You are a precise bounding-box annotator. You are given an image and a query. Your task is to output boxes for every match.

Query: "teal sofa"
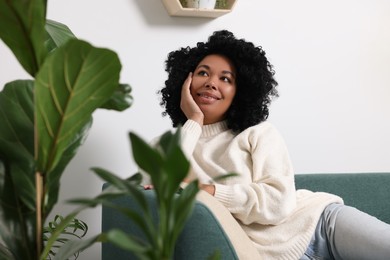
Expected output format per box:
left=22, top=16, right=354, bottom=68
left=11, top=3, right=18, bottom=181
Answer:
left=102, top=172, right=390, bottom=259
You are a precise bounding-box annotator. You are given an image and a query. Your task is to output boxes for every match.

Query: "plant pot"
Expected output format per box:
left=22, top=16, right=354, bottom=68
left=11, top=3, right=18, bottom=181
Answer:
left=186, top=0, right=217, bottom=9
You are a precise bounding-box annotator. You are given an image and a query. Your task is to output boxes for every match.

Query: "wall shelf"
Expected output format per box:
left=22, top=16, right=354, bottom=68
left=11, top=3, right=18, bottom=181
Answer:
left=162, top=0, right=237, bottom=18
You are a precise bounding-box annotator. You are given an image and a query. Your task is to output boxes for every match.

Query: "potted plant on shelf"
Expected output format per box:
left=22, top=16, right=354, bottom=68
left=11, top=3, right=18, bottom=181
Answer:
left=186, top=0, right=217, bottom=9
left=179, top=0, right=228, bottom=9
left=216, top=0, right=228, bottom=9
left=0, top=0, right=132, bottom=258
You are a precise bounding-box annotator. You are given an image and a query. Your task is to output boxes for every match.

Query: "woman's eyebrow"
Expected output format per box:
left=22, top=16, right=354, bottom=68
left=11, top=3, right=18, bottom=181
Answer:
left=196, top=64, right=210, bottom=70
left=196, top=64, right=235, bottom=78
left=222, top=70, right=235, bottom=79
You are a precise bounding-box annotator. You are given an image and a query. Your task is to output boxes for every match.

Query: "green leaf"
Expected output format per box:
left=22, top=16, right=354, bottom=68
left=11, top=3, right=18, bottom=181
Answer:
left=35, top=38, right=121, bottom=175
left=0, top=81, right=35, bottom=210
left=163, top=145, right=189, bottom=198
left=113, top=206, right=156, bottom=247
left=93, top=168, right=137, bottom=189
left=170, top=181, right=198, bottom=252
left=106, top=229, right=149, bottom=256
left=158, top=127, right=180, bottom=156
left=45, top=118, right=93, bottom=215
left=8, top=163, right=35, bottom=210
left=91, top=168, right=148, bottom=212
left=41, top=209, right=86, bottom=260
left=100, top=83, right=133, bottom=111
left=0, top=160, right=36, bottom=260
left=0, top=80, right=34, bottom=164
left=0, top=0, right=47, bottom=76
left=53, top=235, right=101, bottom=260
left=45, top=19, right=77, bottom=53
left=43, top=215, right=88, bottom=259
left=129, top=132, right=163, bottom=180
left=153, top=127, right=189, bottom=200
left=0, top=243, right=13, bottom=260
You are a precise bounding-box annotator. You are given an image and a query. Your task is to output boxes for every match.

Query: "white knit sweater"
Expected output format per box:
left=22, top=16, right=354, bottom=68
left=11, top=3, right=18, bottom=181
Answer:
left=179, top=119, right=343, bottom=259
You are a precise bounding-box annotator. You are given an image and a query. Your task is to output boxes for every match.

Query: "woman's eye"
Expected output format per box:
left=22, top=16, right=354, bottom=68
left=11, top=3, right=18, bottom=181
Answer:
left=197, top=70, right=208, bottom=76
left=221, top=76, right=231, bottom=83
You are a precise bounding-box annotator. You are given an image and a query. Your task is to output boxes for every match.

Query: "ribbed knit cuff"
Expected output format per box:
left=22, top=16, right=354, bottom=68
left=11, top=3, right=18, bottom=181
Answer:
left=214, top=183, right=235, bottom=209
left=180, top=120, right=202, bottom=158
left=182, top=119, right=202, bottom=134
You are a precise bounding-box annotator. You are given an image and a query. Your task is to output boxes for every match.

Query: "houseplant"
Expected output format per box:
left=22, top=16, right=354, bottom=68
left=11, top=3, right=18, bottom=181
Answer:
left=0, top=0, right=132, bottom=258
left=186, top=0, right=217, bottom=9
left=180, top=0, right=227, bottom=9
left=60, top=128, right=201, bottom=260
left=215, top=0, right=228, bottom=9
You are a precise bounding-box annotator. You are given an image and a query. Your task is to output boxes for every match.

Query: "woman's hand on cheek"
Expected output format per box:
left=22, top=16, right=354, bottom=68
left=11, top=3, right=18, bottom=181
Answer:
left=180, top=72, right=204, bottom=126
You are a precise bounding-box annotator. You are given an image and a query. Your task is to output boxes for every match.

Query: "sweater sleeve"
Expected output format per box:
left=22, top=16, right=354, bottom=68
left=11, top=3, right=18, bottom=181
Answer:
left=180, top=119, right=202, bottom=158
left=214, top=123, right=297, bottom=225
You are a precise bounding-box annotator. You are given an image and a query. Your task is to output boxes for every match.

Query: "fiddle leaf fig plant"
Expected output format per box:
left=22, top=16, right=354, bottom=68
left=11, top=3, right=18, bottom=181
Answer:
left=0, top=0, right=132, bottom=259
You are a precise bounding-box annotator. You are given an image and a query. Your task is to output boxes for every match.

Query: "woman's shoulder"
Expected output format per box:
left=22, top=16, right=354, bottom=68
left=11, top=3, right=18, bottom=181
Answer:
left=241, top=120, right=286, bottom=145
left=245, top=120, right=280, bottom=135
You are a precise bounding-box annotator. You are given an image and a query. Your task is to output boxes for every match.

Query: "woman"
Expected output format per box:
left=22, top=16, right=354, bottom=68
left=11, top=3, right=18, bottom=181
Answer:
left=154, top=30, right=390, bottom=259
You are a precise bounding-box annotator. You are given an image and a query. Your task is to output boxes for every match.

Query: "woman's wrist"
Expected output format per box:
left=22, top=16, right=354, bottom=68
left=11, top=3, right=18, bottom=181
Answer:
left=201, top=184, right=215, bottom=196
left=190, top=113, right=204, bottom=126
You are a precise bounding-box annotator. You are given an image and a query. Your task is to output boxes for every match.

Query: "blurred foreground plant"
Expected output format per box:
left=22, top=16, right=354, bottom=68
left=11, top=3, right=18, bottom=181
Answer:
left=66, top=128, right=200, bottom=260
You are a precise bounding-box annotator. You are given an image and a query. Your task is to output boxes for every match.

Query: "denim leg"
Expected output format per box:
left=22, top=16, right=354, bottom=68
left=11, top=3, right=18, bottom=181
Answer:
left=301, top=204, right=338, bottom=260
left=329, top=205, right=390, bottom=260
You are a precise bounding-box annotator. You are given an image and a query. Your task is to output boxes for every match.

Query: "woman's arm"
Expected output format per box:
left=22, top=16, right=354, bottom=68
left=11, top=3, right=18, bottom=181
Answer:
left=214, top=124, right=297, bottom=225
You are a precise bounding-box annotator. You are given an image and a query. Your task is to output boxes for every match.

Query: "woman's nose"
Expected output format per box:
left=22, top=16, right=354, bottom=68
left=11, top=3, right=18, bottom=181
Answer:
left=205, top=80, right=217, bottom=90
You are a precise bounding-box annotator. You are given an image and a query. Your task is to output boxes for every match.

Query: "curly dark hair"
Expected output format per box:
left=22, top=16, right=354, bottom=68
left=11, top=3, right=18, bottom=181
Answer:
left=159, top=30, right=278, bottom=133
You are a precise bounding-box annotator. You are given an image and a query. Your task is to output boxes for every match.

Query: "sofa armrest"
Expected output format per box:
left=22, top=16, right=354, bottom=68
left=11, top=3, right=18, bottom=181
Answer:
left=195, top=191, right=260, bottom=260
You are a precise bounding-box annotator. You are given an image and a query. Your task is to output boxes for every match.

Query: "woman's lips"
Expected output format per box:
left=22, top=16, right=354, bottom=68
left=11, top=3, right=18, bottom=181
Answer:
left=196, top=93, right=221, bottom=104
left=197, top=92, right=221, bottom=100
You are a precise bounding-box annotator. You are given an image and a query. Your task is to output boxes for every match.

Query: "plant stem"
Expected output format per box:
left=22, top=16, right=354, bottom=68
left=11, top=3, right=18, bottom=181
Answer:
left=36, top=172, right=44, bottom=258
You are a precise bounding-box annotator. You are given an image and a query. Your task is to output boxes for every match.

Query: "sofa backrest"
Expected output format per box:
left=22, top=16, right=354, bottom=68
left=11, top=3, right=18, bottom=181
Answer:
left=295, top=173, right=390, bottom=224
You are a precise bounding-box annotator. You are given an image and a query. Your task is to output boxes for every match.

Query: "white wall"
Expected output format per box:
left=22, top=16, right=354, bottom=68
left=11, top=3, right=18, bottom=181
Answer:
left=1, top=0, right=389, bottom=259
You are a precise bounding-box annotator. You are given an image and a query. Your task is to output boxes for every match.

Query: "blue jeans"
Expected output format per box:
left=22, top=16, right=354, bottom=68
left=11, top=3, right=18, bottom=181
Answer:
left=301, top=203, right=390, bottom=260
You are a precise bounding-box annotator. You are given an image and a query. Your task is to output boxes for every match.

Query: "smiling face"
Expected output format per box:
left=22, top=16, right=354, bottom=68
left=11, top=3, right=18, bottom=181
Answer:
left=190, top=54, right=237, bottom=125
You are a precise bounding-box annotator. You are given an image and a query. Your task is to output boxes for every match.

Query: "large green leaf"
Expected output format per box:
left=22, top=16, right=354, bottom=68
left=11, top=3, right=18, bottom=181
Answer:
left=0, top=80, right=35, bottom=210
left=45, top=19, right=77, bottom=53
left=0, top=80, right=36, bottom=260
left=0, top=0, right=47, bottom=76
left=35, top=38, right=121, bottom=176
left=0, top=160, right=36, bottom=260
left=0, top=81, right=34, bottom=161
left=45, top=20, right=134, bottom=113
left=44, top=118, right=93, bottom=216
